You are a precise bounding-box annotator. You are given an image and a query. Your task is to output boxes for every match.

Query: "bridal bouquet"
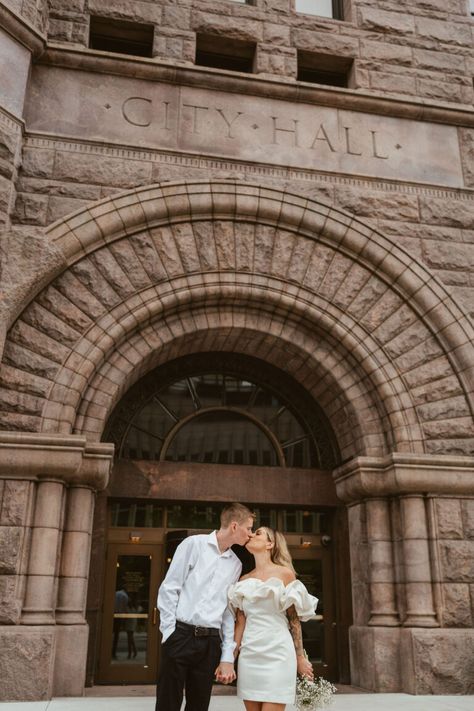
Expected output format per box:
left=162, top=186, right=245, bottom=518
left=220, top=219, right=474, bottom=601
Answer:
left=295, top=674, right=337, bottom=710
left=295, top=652, right=336, bottom=710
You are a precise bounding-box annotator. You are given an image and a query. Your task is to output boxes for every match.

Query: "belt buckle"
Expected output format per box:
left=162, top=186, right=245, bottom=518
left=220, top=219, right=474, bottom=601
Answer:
left=194, top=626, right=207, bottom=637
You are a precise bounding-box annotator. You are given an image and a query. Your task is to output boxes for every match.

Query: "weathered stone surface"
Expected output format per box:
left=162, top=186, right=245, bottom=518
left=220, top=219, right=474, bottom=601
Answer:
left=0, top=480, right=31, bottom=526
left=435, top=499, right=463, bottom=539
left=47, top=196, right=91, bottom=224
left=2, top=341, right=58, bottom=381
left=0, top=574, right=21, bottom=623
left=53, top=152, right=152, bottom=189
left=415, top=17, right=472, bottom=47
left=440, top=541, right=474, bottom=582
left=442, top=583, right=473, bottom=627
left=255, top=44, right=296, bottom=77
left=20, top=149, right=55, bottom=179
left=0, top=627, right=55, bottom=700
left=13, top=193, right=48, bottom=225
left=359, top=7, right=415, bottom=35
left=88, top=0, right=161, bottom=23
left=335, top=188, right=419, bottom=222
left=368, top=70, right=417, bottom=96
left=462, top=500, right=474, bottom=539
left=409, top=629, right=474, bottom=694
left=459, top=129, right=474, bottom=189
left=360, top=39, right=412, bottom=65
left=192, top=11, right=263, bottom=41
left=0, top=526, right=22, bottom=574
left=423, top=240, right=474, bottom=270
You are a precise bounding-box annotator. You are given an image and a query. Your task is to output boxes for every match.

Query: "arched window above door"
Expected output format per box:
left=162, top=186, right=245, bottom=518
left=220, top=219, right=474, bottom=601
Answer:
left=104, top=354, right=340, bottom=469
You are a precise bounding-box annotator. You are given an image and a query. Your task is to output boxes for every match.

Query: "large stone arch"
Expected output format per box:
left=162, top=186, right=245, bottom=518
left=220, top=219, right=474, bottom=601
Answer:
left=2, top=181, right=474, bottom=698
left=0, top=180, right=473, bottom=459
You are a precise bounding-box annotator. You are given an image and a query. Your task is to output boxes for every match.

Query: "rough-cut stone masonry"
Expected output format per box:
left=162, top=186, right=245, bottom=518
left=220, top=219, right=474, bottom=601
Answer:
left=2, top=182, right=473, bottom=460
left=2, top=0, right=474, bottom=700
left=45, top=0, right=474, bottom=105
left=10, top=140, right=474, bottom=323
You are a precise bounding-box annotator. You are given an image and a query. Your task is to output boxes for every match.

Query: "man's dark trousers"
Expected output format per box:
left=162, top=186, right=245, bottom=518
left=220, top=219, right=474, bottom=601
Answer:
left=156, top=623, right=222, bottom=711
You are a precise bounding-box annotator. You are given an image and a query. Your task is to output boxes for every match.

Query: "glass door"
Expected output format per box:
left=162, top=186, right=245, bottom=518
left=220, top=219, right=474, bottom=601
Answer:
left=289, top=544, right=337, bottom=681
left=98, top=543, right=163, bottom=683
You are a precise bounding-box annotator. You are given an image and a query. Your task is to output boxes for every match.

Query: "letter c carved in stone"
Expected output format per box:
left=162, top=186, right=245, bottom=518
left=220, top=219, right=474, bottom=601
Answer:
left=122, top=97, right=152, bottom=127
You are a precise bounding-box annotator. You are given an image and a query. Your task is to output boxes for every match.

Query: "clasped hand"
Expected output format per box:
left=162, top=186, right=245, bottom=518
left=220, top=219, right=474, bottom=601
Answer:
left=215, top=661, right=236, bottom=684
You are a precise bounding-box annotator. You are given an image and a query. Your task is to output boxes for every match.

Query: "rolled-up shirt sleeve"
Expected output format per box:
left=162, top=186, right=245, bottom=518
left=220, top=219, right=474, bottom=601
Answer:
left=157, top=537, right=193, bottom=642
left=220, top=604, right=238, bottom=663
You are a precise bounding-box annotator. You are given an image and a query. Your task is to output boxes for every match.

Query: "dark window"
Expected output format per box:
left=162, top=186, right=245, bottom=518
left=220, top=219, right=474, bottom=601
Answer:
left=89, top=16, right=154, bottom=58
left=104, top=353, right=341, bottom=470
left=195, top=34, right=255, bottom=73
left=297, top=50, right=352, bottom=87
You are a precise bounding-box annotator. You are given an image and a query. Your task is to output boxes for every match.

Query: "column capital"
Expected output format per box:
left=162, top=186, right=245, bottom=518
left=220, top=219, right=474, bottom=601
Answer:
left=333, top=453, right=474, bottom=503
left=0, top=432, right=114, bottom=491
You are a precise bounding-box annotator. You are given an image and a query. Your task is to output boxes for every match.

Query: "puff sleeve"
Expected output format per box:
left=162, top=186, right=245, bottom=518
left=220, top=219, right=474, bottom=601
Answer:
left=281, top=580, right=318, bottom=621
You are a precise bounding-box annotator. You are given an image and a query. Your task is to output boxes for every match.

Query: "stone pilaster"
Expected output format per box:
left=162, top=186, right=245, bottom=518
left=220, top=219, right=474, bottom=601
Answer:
left=400, top=495, right=438, bottom=627
left=334, top=453, right=474, bottom=694
left=0, top=433, right=113, bottom=701
left=366, top=498, right=399, bottom=626
left=22, top=479, right=65, bottom=624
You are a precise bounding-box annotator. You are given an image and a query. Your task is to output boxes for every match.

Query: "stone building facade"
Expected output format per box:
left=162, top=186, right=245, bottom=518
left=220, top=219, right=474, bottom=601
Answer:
left=1, top=0, right=474, bottom=701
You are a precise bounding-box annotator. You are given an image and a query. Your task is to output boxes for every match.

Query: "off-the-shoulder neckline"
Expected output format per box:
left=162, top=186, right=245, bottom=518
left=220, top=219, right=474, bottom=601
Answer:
left=237, top=576, right=299, bottom=588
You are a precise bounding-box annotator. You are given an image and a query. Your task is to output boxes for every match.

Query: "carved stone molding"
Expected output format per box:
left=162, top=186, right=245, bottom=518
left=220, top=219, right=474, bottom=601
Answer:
left=334, top=453, right=474, bottom=502
left=0, top=431, right=113, bottom=489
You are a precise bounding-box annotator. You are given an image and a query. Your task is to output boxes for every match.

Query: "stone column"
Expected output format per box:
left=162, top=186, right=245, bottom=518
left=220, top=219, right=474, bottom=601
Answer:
left=366, top=498, right=399, bottom=626
left=56, top=486, right=95, bottom=625
left=53, top=485, right=96, bottom=696
left=21, top=479, right=65, bottom=624
left=400, top=495, right=438, bottom=627
left=0, top=433, right=113, bottom=702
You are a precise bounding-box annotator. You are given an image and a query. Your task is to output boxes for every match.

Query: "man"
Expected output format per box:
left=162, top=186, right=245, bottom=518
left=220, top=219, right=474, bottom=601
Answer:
left=156, top=502, right=255, bottom=711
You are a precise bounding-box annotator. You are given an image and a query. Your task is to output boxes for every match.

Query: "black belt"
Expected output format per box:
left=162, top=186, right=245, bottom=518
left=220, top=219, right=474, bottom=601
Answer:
left=176, top=620, right=220, bottom=637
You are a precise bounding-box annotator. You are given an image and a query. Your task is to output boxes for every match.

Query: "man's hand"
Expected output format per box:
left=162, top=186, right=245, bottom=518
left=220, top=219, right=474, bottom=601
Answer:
left=297, top=655, right=314, bottom=680
left=215, top=661, right=236, bottom=684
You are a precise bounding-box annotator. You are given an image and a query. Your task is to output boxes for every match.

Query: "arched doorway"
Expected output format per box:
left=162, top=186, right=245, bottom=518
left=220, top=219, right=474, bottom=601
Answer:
left=1, top=181, right=473, bottom=697
left=90, top=353, right=348, bottom=684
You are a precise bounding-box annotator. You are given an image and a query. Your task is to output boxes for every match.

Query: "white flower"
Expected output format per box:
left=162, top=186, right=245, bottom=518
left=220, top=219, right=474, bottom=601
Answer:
left=295, top=675, right=337, bottom=710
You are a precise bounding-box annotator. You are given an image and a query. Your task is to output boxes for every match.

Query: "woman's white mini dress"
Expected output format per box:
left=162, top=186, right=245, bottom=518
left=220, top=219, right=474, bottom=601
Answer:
left=228, top=577, right=318, bottom=705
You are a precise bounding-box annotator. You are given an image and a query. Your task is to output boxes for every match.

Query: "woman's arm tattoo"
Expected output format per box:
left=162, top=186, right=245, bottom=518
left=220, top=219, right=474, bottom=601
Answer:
left=286, top=604, right=304, bottom=656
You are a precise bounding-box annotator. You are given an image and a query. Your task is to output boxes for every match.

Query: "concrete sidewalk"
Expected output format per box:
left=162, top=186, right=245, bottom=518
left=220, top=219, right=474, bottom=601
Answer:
left=1, top=696, right=474, bottom=711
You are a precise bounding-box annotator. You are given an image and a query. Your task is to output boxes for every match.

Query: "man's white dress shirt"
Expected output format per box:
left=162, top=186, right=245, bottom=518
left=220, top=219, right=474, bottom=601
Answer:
left=157, top=531, right=242, bottom=663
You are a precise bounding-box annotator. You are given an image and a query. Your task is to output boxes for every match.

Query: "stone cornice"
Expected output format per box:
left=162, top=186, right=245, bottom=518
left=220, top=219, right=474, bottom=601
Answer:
left=40, top=43, right=474, bottom=129
left=333, top=453, right=474, bottom=502
left=0, top=2, right=46, bottom=57
left=0, top=432, right=113, bottom=489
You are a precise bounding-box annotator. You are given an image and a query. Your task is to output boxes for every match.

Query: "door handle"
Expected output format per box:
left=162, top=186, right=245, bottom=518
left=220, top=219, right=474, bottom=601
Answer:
left=153, top=607, right=158, bottom=625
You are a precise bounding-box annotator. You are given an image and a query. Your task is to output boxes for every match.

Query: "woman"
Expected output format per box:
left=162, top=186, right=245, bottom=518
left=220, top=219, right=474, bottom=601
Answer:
left=228, top=527, right=318, bottom=711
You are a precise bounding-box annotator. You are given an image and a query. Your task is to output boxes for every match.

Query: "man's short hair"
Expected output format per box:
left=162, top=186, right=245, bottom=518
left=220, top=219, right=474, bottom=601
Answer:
left=220, top=502, right=255, bottom=528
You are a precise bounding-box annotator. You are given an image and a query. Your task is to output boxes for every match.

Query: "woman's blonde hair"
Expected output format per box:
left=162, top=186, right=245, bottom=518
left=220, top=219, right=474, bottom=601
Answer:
left=262, top=527, right=295, bottom=574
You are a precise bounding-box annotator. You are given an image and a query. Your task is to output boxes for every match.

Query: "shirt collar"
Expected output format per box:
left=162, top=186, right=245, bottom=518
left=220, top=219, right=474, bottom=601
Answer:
left=208, top=530, right=232, bottom=557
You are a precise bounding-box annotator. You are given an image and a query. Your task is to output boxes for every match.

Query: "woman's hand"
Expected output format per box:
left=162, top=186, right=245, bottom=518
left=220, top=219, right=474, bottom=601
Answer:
left=297, top=655, right=314, bottom=680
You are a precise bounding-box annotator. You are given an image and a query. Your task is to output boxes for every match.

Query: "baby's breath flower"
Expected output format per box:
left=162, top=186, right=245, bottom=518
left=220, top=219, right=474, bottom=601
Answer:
left=295, top=674, right=337, bottom=710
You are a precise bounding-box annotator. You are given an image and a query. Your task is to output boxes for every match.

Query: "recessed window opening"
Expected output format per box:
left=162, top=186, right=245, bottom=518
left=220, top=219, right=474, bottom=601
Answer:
left=195, top=34, right=255, bottom=73
left=89, top=16, right=154, bottom=58
left=471, top=0, right=474, bottom=16
left=297, top=50, right=352, bottom=87
left=295, top=0, right=343, bottom=20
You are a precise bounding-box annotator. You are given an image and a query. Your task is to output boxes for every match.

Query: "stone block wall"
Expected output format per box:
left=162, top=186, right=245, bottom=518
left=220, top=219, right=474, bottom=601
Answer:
left=11, top=140, right=474, bottom=331
left=43, top=0, right=474, bottom=105
left=3, top=0, right=48, bottom=32
left=0, top=112, right=22, bottom=229
left=0, top=478, right=33, bottom=625
left=436, top=497, right=474, bottom=628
